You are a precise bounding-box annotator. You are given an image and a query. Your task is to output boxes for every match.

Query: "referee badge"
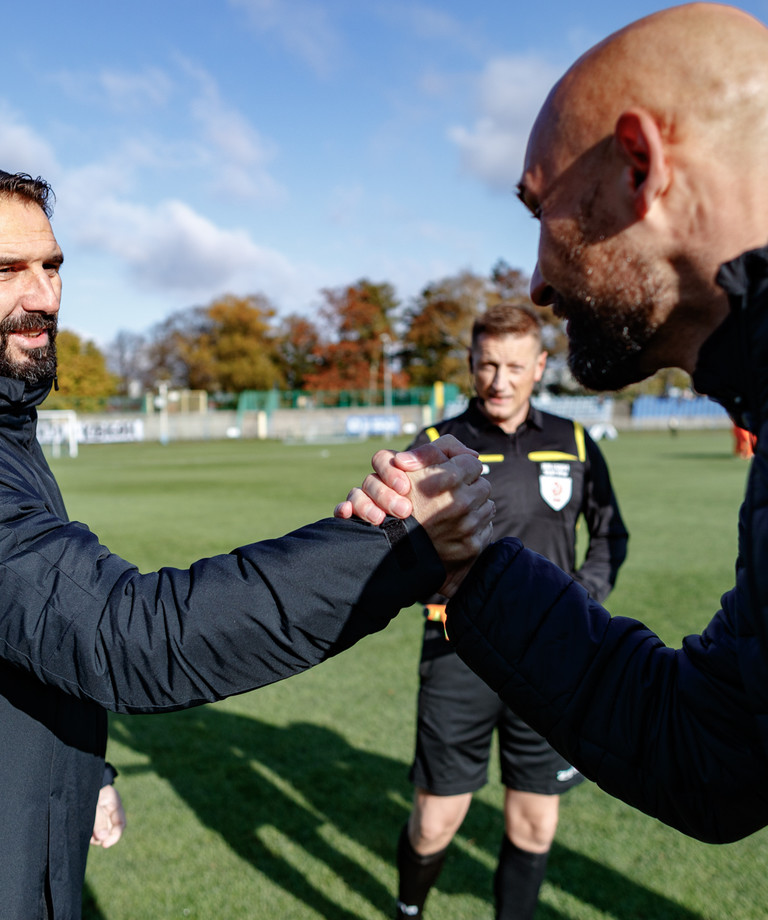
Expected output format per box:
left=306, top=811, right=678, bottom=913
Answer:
left=538, top=461, right=572, bottom=511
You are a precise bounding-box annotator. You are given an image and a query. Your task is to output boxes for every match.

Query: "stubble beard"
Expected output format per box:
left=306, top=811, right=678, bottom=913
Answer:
left=0, top=313, right=58, bottom=384
left=558, top=219, right=667, bottom=391
left=563, top=287, right=661, bottom=391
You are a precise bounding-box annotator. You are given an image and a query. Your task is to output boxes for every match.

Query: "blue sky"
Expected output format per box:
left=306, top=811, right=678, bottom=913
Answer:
left=7, top=0, right=768, bottom=345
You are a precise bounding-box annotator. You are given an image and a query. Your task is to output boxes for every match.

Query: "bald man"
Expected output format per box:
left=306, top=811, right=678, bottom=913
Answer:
left=339, top=3, right=768, bottom=846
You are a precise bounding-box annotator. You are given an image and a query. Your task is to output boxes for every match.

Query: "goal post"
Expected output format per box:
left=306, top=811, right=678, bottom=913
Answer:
left=37, top=410, right=79, bottom=458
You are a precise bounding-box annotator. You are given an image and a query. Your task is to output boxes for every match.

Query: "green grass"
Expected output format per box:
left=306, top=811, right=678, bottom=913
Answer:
left=46, top=430, right=768, bottom=919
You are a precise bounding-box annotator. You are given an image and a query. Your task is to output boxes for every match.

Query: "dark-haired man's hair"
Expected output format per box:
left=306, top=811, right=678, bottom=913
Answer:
left=471, top=302, right=543, bottom=349
left=0, top=171, right=54, bottom=217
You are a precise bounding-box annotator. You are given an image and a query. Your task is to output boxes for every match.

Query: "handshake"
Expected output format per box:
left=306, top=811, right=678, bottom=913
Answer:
left=335, top=435, right=495, bottom=597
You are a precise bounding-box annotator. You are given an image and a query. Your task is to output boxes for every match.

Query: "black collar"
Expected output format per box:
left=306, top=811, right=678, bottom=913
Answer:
left=467, top=397, right=542, bottom=436
left=0, top=375, right=55, bottom=414
left=692, top=245, right=768, bottom=430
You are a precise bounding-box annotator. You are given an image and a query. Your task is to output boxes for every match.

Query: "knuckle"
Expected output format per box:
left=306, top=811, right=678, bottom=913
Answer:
left=371, top=449, right=395, bottom=473
left=450, top=490, right=472, bottom=516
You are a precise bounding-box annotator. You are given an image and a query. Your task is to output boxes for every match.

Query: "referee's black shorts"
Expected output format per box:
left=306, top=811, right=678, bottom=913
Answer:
left=409, top=621, right=584, bottom=797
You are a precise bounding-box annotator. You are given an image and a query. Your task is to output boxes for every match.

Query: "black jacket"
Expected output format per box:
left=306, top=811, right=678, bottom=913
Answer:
left=0, top=376, right=445, bottom=919
left=447, top=245, right=768, bottom=845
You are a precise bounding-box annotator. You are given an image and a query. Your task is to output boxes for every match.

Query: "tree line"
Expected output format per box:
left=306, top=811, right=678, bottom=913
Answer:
left=46, top=259, right=690, bottom=409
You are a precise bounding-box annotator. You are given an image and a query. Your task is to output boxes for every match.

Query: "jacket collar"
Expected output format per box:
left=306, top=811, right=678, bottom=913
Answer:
left=692, top=245, right=768, bottom=430
left=0, top=375, right=55, bottom=415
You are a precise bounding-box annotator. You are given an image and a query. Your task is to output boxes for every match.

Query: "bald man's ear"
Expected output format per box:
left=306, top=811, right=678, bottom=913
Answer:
left=614, top=109, right=670, bottom=219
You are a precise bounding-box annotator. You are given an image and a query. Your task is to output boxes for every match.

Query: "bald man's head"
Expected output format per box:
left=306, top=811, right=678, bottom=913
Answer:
left=518, top=3, right=768, bottom=391
left=545, top=3, right=768, bottom=164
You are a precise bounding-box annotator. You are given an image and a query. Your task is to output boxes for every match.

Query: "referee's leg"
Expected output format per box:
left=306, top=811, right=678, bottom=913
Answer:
left=494, top=709, right=582, bottom=920
left=494, top=789, right=558, bottom=920
left=395, top=790, right=471, bottom=919
left=396, top=626, right=497, bottom=918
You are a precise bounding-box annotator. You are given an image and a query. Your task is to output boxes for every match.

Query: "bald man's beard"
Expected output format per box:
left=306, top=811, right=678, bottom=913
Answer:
left=561, top=291, right=660, bottom=391
left=0, top=313, right=58, bottom=384
left=555, top=219, right=667, bottom=391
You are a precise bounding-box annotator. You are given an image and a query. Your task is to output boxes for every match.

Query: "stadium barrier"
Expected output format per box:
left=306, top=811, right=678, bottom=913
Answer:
left=37, top=390, right=732, bottom=450
left=630, top=394, right=730, bottom=429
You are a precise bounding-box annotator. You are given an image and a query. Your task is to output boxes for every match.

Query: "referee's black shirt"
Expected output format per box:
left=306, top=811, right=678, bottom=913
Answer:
left=412, top=398, right=628, bottom=603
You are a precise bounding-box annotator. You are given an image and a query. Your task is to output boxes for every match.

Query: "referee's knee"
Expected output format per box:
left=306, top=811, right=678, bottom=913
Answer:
left=410, top=790, right=471, bottom=853
left=504, top=791, right=559, bottom=852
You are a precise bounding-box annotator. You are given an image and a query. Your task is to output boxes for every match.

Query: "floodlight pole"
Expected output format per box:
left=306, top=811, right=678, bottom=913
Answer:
left=156, top=381, right=170, bottom=446
left=380, top=333, right=392, bottom=414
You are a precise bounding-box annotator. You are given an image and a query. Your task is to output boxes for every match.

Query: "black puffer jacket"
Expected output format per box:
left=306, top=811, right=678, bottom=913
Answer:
left=448, top=245, right=768, bottom=845
left=0, top=376, right=444, bottom=919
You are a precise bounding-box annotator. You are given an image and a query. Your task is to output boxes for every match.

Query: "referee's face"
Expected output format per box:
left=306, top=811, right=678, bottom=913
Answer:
left=471, top=332, right=546, bottom=434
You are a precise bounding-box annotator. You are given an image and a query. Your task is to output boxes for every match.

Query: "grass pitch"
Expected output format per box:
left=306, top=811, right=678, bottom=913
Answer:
left=46, top=429, right=768, bottom=919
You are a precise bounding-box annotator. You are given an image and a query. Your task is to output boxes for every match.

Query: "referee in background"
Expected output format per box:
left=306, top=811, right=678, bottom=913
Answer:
left=395, top=303, right=628, bottom=920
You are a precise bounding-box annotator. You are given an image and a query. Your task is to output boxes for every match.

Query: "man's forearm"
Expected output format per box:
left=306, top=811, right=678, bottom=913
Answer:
left=447, top=538, right=768, bottom=844
left=0, top=516, right=444, bottom=713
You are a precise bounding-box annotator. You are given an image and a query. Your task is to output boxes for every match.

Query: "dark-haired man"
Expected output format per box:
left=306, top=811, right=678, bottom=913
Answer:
left=0, top=171, right=494, bottom=919
left=393, top=304, right=626, bottom=920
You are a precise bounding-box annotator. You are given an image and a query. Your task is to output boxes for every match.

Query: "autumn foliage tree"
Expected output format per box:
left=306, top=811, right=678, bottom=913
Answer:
left=145, top=294, right=284, bottom=393
left=400, top=270, right=496, bottom=390
left=103, top=257, right=690, bottom=402
left=274, top=313, right=321, bottom=390
left=304, top=280, right=407, bottom=392
left=490, top=259, right=569, bottom=363
left=43, top=330, right=118, bottom=410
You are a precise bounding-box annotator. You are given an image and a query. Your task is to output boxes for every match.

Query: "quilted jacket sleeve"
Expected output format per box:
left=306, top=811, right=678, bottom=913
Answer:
left=447, top=537, right=768, bottom=844
left=0, top=504, right=444, bottom=714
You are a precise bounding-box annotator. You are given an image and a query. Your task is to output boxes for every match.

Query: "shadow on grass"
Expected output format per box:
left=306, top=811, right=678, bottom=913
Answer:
left=82, top=881, right=108, bottom=920
left=542, top=842, right=704, bottom=920
left=110, top=707, right=703, bottom=920
left=437, top=800, right=704, bottom=920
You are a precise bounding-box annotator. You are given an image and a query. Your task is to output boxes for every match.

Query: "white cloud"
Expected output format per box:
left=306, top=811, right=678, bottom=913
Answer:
left=180, top=59, right=286, bottom=203
left=328, top=183, right=364, bottom=226
left=0, top=99, right=296, bottom=319
left=50, top=57, right=286, bottom=204
left=98, top=67, right=174, bottom=111
left=374, top=2, right=486, bottom=57
left=419, top=67, right=465, bottom=99
left=66, top=193, right=297, bottom=297
left=48, top=66, right=173, bottom=115
left=0, top=106, right=60, bottom=181
left=228, top=0, right=341, bottom=77
left=449, top=55, right=562, bottom=191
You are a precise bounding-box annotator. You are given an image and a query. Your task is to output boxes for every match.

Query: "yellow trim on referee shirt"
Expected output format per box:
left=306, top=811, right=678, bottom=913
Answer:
left=573, top=421, right=586, bottom=462
left=528, top=421, right=586, bottom=463
left=528, top=450, right=578, bottom=461
left=430, top=420, right=586, bottom=462
left=428, top=429, right=504, bottom=464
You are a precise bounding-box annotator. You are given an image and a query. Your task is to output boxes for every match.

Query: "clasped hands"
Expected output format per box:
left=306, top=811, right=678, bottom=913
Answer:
left=335, top=435, right=494, bottom=596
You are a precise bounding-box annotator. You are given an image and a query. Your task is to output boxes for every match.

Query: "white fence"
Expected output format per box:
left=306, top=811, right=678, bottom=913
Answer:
left=37, top=411, right=145, bottom=456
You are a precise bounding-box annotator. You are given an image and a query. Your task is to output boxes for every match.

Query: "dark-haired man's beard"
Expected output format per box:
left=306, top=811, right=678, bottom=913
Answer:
left=0, top=313, right=58, bottom=384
